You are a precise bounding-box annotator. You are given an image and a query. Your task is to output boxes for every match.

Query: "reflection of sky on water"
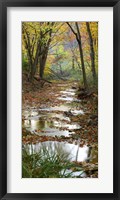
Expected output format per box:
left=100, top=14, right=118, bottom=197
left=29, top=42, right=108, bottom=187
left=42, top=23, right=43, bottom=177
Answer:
left=60, top=90, right=75, bottom=96
left=23, top=119, right=75, bottom=137
left=60, top=169, right=86, bottom=177
left=53, top=121, right=81, bottom=130
left=24, top=141, right=90, bottom=162
left=39, top=105, right=70, bottom=112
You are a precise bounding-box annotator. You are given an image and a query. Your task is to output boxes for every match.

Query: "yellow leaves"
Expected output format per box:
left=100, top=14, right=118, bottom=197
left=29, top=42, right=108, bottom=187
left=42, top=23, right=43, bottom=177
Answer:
left=22, top=21, right=98, bottom=76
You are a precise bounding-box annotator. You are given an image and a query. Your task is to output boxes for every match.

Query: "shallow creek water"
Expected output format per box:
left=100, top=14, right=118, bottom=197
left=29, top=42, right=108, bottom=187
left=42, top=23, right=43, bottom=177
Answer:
left=23, top=141, right=97, bottom=177
left=23, top=84, right=97, bottom=176
left=23, top=87, right=83, bottom=137
left=24, top=141, right=90, bottom=162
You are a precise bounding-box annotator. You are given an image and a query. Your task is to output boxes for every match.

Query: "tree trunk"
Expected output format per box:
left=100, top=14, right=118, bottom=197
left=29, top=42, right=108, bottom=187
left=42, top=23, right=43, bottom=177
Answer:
left=67, top=22, right=88, bottom=88
left=75, top=22, right=88, bottom=88
left=39, top=53, right=47, bottom=78
left=72, top=56, right=75, bottom=70
left=86, top=22, right=97, bottom=83
left=39, top=23, right=53, bottom=79
left=59, top=64, right=63, bottom=75
left=23, top=26, right=39, bottom=82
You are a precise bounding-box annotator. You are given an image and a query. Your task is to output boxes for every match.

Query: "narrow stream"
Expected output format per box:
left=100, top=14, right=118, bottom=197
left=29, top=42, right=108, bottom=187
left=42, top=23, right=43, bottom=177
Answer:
left=23, top=86, right=83, bottom=137
left=22, top=83, right=97, bottom=177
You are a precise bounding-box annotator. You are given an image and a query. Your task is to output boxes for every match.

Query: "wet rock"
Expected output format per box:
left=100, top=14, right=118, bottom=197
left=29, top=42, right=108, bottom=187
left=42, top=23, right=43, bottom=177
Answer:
left=22, top=128, right=32, bottom=136
left=90, top=114, right=97, bottom=119
left=71, top=134, right=80, bottom=139
left=64, top=110, right=73, bottom=117
left=72, top=86, right=77, bottom=89
left=78, top=91, right=93, bottom=99
left=87, top=119, right=97, bottom=126
left=78, top=91, right=88, bottom=98
left=87, top=119, right=92, bottom=126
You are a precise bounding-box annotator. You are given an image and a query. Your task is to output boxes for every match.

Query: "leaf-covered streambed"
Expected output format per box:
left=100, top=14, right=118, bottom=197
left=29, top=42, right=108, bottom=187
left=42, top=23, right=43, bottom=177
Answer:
left=22, top=81, right=98, bottom=178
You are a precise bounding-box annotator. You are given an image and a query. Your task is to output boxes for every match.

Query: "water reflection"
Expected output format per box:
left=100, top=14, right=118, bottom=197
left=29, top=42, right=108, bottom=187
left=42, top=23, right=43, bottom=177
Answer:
left=39, top=105, right=70, bottom=112
left=23, top=86, right=83, bottom=138
left=60, top=169, right=86, bottom=177
left=58, top=96, right=81, bottom=102
left=53, top=121, right=81, bottom=130
left=23, top=141, right=92, bottom=162
left=60, top=91, right=75, bottom=96
left=39, top=105, right=84, bottom=116
left=23, top=119, right=75, bottom=137
left=71, top=110, right=84, bottom=115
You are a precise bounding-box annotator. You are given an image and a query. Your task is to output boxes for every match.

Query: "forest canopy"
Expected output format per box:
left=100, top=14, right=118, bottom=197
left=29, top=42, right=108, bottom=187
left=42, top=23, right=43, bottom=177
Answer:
left=22, top=22, right=98, bottom=88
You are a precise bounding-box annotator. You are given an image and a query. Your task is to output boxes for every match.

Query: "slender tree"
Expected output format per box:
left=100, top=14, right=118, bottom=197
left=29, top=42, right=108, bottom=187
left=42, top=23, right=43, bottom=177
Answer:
left=67, top=22, right=88, bottom=88
left=22, top=23, right=41, bottom=81
left=39, top=22, right=54, bottom=78
left=86, top=22, right=97, bottom=83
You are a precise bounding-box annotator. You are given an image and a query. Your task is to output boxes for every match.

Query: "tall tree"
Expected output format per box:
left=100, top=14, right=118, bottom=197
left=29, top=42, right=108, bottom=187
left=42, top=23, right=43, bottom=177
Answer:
left=39, top=22, right=54, bottom=78
left=22, top=22, right=54, bottom=80
left=86, top=22, right=97, bottom=83
left=22, top=23, right=40, bottom=81
left=67, top=22, right=88, bottom=88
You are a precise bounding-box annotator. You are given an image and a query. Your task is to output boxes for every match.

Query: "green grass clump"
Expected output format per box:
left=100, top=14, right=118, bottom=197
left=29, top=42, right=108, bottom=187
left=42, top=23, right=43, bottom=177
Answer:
left=22, top=145, right=82, bottom=178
